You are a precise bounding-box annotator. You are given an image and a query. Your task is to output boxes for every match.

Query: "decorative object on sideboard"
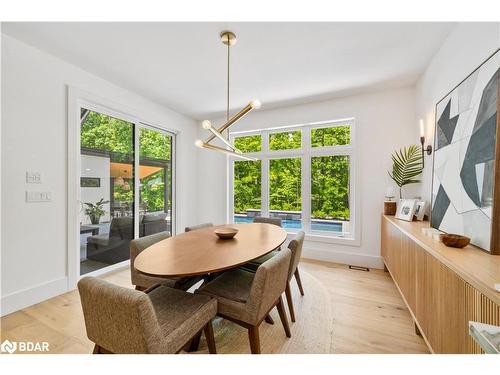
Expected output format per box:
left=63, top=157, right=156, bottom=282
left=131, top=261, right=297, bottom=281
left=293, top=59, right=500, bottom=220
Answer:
left=418, top=119, right=433, bottom=168
left=431, top=48, right=500, bottom=254
left=414, top=200, right=427, bottom=221
left=440, top=233, right=471, bottom=248
left=388, top=145, right=423, bottom=199
left=214, top=227, right=239, bottom=239
left=383, top=187, right=397, bottom=215
left=395, top=198, right=417, bottom=222
left=421, top=227, right=442, bottom=240
left=195, top=31, right=261, bottom=161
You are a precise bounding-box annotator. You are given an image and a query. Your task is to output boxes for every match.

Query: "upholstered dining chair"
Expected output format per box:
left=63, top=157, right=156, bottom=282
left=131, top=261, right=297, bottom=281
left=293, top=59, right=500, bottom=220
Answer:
left=78, top=277, right=217, bottom=354
left=130, top=231, right=203, bottom=291
left=283, top=231, right=305, bottom=322
left=185, top=222, right=214, bottom=232
left=196, top=248, right=292, bottom=354
left=239, top=217, right=282, bottom=273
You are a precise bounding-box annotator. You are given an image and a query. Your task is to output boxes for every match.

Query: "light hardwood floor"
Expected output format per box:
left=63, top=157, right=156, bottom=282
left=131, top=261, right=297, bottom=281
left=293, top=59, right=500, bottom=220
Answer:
left=0, top=260, right=429, bottom=354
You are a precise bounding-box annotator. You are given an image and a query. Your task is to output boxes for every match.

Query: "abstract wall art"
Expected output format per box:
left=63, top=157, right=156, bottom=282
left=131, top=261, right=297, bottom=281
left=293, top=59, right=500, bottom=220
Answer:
left=431, top=49, right=500, bottom=253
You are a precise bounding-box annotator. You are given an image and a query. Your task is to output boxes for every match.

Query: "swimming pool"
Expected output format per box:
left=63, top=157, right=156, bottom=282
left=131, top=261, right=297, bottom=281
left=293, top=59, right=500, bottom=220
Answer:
left=234, top=216, right=343, bottom=233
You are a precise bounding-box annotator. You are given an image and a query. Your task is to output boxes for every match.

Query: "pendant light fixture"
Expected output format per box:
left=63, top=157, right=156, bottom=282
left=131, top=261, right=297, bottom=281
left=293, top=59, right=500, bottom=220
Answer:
left=195, top=31, right=261, bottom=161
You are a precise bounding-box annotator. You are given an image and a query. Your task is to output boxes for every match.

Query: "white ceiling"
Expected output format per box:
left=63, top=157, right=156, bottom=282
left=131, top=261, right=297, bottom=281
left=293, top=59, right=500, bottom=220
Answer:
left=2, top=22, right=454, bottom=119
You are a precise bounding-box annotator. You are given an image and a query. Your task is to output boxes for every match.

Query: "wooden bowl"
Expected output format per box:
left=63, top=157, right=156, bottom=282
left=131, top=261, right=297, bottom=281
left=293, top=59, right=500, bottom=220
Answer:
left=440, top=233, right=470, bottom=248
left=214, top=227, right=239, bottom=240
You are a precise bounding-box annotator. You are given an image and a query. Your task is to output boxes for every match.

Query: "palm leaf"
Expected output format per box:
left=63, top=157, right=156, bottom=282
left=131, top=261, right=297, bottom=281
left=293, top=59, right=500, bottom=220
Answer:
left=388, top=145, right=423, bottom=195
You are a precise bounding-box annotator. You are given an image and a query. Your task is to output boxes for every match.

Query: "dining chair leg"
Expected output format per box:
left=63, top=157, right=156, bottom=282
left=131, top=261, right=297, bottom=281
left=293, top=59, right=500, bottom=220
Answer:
left=264, top=314, right=275, bottom=325
left=294, top=268, right=304, bottom=296
left=285, top=282, right=296, bottom=323
left=276, top=296, right=291, bottom=338
left=204, top=321, right=217, bottom=354
left=247, top=326, right=261, bottom=354
left=188, top=329, right=202, bottom=352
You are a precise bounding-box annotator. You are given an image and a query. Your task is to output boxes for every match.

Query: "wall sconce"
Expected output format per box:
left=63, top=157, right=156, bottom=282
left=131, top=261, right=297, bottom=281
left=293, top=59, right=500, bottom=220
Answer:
left=419, top=119, right=433, bottom=167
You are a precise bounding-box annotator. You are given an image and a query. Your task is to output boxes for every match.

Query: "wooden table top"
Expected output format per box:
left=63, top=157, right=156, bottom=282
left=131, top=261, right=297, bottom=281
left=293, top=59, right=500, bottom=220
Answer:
left=134, top=223, right=288, bottom=277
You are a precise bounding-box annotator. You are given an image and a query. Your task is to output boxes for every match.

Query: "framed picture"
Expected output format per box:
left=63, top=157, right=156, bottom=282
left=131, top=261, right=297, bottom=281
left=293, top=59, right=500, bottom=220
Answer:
left=80, top=177, right=101, bottom=188
left=431, top=48, right=500, bottom=254
left=414, top=201, right=427, bottom=221
left=396, top=199, right=417, bottom=222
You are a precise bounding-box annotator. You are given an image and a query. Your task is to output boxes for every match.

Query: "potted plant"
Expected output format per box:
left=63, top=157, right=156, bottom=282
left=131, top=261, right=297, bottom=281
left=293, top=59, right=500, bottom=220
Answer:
left=84, top=198, right=110, bottom=224
left=388, top=145, right=423, bottom=199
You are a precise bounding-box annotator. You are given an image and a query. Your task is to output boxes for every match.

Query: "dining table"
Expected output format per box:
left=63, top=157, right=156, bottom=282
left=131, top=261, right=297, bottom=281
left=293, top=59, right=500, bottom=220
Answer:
left=134, top=223, right=288, bottom=278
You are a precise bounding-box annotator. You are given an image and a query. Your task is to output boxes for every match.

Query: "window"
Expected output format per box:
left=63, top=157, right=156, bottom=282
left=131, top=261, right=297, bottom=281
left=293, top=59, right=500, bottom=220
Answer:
left=269, top=130, right=301, bottom=151
left=234, top=135, right=261, bottom=153
left=233, top=160, right=262, bottom=222
left=230, top=120, right=356, bottom=240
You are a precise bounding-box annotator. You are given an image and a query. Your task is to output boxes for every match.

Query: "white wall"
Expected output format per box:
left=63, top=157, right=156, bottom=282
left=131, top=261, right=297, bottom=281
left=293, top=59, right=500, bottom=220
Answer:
left=416, top=23, right=500, bottom=202
left=197, top=86, right=419, bottom=269
left=1, top=35, right=200, bottom=315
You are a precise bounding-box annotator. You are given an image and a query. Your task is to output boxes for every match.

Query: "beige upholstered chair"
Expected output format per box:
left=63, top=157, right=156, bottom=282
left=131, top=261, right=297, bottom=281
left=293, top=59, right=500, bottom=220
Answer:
left=130, top=231, right=202, bottom=291
left=283, top=231, right=305, bottom=322
left=185, top=222, right=214, bottom=232
left=78, top=277, right=217, bottom=354
left=196, top=248, right=292, bottom=354
left=239, top=217, right=282, bottom=272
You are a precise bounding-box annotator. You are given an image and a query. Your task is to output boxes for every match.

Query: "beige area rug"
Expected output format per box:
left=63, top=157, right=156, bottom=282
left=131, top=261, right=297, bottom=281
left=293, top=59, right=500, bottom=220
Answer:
left=195, top=270, right=334, bottom=354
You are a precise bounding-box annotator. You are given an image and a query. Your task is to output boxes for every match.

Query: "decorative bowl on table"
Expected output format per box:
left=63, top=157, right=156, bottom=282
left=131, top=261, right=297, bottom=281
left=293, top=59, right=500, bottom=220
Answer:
left=440, top=233, right=470, bottom=248
left=214, top=227, right=239, bottom=239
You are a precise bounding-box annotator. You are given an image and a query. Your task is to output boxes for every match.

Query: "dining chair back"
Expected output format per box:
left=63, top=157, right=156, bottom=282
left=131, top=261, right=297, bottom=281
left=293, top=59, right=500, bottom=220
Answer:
left=253, top=216, right=282, bottom=227
left=247, top=248, right=292, bottom=324
left=185, top=222, right=214, bottom=232
left=130, top=231, right=171, bottom=290
left=78, top=277, right=218, bottom=354
left=287, top=231, right=305, bottom=281
left=78, top=276, right=161, bottom=353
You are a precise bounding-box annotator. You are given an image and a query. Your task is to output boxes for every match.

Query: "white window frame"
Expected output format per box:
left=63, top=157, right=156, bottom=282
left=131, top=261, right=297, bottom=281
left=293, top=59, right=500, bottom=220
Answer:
left=228, top=118, right=360, bottom=246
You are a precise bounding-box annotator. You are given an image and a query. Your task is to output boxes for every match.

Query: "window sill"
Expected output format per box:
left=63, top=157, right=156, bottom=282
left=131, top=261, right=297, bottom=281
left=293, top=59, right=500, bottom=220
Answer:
left=285, top=230, right=360, bottom=247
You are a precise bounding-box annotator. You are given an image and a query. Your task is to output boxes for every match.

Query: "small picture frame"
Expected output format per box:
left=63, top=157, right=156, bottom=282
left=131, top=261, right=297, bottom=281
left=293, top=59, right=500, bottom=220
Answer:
left=395, top=199, right=417, bottom=222
left=414, top=201, right=427, bottom=221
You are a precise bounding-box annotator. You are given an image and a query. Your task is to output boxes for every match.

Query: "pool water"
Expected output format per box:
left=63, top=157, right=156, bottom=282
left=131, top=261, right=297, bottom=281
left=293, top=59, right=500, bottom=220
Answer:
left=234, top=216, right=343, bottom=233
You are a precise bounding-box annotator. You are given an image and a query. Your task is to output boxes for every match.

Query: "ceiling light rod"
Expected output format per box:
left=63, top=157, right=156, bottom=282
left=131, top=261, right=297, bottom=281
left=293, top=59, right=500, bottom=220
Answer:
left=196, top=30, right=262, bottom=159
left=195, top=140, right=257, bottom=161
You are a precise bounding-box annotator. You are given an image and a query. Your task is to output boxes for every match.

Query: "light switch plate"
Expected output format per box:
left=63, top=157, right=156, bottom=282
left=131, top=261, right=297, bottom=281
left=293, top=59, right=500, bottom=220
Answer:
left=26, top=191, right=52, bottom=202
left=26, top=171, right=41, bottom=184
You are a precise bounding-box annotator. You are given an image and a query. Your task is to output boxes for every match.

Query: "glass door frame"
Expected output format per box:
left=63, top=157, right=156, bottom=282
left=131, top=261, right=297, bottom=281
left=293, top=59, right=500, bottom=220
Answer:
left=68, top=90, right=176, bottom=288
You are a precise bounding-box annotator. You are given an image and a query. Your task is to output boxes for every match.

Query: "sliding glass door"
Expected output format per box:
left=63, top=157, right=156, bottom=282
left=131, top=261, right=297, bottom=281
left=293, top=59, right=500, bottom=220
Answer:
left=139, top=127, right=174, bottom=238
left=79, top=107, right=174, bottom=275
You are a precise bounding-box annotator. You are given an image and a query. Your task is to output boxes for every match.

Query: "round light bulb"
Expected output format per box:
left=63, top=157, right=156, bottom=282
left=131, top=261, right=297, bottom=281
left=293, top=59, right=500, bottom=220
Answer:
left=194, top=139, right=204, bottom=148
left=202, top=120, right=212, bottom=129
left=250, top=99, right=262, bottom=109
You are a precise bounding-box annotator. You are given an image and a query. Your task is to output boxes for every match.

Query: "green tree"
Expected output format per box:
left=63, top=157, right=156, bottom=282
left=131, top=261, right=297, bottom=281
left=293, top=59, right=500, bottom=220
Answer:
left=80, top=110, right=172, bottom=213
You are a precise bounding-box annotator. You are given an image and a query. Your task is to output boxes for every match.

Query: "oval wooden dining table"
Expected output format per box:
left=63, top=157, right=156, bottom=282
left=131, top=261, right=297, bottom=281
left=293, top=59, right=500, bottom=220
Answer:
left=134, top=223, right=288, bottom=278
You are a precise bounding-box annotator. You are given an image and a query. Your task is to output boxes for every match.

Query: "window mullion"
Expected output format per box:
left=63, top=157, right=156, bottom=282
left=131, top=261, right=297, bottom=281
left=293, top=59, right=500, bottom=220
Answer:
left=261, top=131, right=270, bottom=217
left=302, top=127, right=311, bottom=232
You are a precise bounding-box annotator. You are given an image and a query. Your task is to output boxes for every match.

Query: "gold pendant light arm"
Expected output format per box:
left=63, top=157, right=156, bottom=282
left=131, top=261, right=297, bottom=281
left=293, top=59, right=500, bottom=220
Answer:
left=197, top=141, right=257, bottom=161
left=204, top=100, right=261, bottom=144
left=202, top=120, right=242, bottom=154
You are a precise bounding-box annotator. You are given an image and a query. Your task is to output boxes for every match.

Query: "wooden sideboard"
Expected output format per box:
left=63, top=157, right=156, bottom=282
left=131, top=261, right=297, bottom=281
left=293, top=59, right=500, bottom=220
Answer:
left=381, top=215, right=500, bottom=354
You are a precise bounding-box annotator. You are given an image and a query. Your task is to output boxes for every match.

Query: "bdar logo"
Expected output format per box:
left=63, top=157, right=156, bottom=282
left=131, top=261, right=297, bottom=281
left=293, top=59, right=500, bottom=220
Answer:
left=1, top=340, right=17, bottom=354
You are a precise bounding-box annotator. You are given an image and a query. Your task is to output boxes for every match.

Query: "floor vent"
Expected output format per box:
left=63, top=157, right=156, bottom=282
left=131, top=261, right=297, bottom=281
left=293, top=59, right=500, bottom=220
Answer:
left=348, top=265, right=369, bottom=272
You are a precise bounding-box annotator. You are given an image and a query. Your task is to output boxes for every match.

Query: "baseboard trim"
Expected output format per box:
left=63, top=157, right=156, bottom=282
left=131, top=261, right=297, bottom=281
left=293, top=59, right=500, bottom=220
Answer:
left=302, top=246, right=383, bottom=269
left=1, top=277, right=68, bottom=317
